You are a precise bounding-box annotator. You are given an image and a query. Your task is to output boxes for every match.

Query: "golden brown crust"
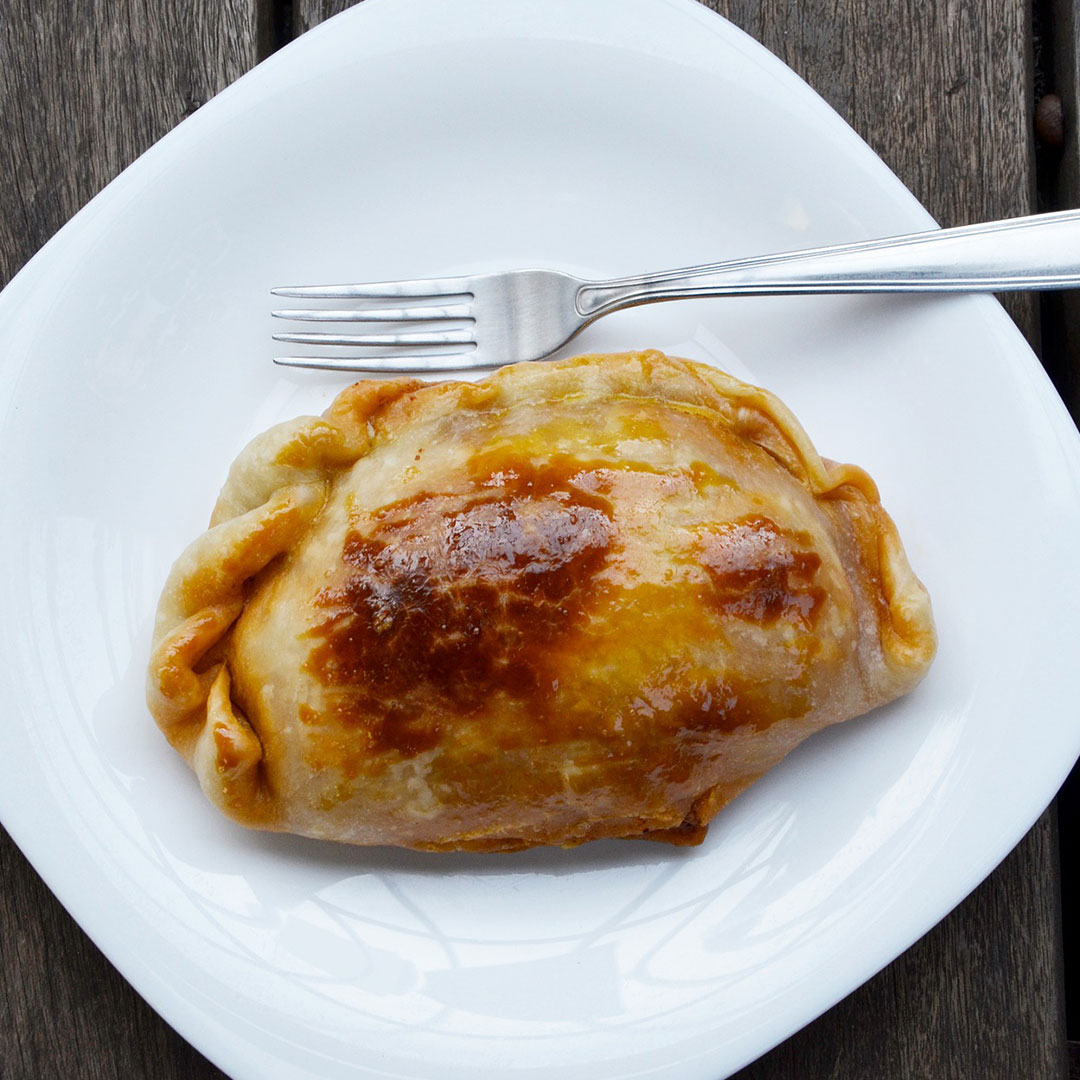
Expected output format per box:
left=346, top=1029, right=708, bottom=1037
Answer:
left=147, top=351, right=935, bottom=849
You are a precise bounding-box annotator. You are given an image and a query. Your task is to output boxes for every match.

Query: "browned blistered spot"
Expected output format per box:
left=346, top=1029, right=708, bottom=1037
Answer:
left=303, top=453, right=617, bottom=759
left=697, top=515, right=825, bottom=627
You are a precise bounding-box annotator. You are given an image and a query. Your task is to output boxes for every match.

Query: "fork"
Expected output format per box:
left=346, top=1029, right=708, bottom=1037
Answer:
left=272, top=208, right=1080, bottom=373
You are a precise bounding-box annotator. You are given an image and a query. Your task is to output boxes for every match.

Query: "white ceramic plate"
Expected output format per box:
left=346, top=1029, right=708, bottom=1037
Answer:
left=2, top=1, right=1079, bottom=1077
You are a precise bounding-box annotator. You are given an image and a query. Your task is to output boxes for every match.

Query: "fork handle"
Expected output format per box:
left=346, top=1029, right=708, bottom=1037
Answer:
left=575, top=209, right=1080, bottom=317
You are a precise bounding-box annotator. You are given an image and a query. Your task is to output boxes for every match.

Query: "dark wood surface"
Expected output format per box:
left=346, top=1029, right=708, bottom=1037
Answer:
left=0, top=0, right=266, bottom=286
left=1043, top=0, right=1080, bottom=422
left=1041, top=6, right=1080, bottom=1075
left=0, top=2, right=1070, bottom=1078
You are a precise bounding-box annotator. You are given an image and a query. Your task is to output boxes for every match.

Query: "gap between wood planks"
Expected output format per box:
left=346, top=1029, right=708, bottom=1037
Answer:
left=262, top=0, right=295, bottom=55
left=1033, top=0, right=1080, bottom=1052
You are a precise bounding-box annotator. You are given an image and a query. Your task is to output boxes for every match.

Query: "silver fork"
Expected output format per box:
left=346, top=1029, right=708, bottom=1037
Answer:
left=272, top=209, right=1080, bottom=373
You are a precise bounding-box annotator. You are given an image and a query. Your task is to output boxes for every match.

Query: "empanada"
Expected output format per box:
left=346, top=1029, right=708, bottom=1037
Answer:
left=148, top=351, right=935, bottom=851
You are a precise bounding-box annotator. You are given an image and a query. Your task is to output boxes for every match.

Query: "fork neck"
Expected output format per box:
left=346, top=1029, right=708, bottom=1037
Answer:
left=575, top=276, right=689, bottom=319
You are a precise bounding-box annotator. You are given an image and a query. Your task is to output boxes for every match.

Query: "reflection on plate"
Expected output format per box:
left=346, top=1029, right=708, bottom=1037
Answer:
left=1, top=0, right=1079, bottom=1078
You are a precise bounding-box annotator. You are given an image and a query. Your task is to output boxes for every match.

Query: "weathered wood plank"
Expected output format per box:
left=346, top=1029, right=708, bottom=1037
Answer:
left=294, top=0, right=358, bottom=34
left=0, top=0, right=268, bottom=288
left=1, top=5, right=263, bottom=1076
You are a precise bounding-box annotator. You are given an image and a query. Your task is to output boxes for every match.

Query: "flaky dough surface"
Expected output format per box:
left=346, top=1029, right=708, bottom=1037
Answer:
left=148, top=351, right=935, bottom=850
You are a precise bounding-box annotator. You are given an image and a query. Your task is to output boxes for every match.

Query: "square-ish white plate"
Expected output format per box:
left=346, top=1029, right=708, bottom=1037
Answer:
left=2, top=1, right=1079, bottom=1077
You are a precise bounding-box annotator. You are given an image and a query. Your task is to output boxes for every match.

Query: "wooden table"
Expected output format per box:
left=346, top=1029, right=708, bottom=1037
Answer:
left=1, top=2, right=1074, bottom=1077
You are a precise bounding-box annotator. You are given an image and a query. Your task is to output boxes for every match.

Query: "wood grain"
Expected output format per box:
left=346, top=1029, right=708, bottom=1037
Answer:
left=0, top=0, right=268, bottom=288
left=1, top=1, right=1068, bottom=1079
left=293, top=0, right=359, bottom=33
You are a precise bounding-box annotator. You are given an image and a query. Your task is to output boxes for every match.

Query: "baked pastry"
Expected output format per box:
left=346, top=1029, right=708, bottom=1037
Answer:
left=147, top=351, right=935, bottom=851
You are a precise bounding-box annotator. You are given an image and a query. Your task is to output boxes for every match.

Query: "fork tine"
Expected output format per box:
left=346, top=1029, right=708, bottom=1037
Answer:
left=272, top=329, right=475, bottom=347
left=274, top=352, right=491, bottom=374
left=271, top=277, right=473, bottom=300
left=272, top=304, right=473, bottom=322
